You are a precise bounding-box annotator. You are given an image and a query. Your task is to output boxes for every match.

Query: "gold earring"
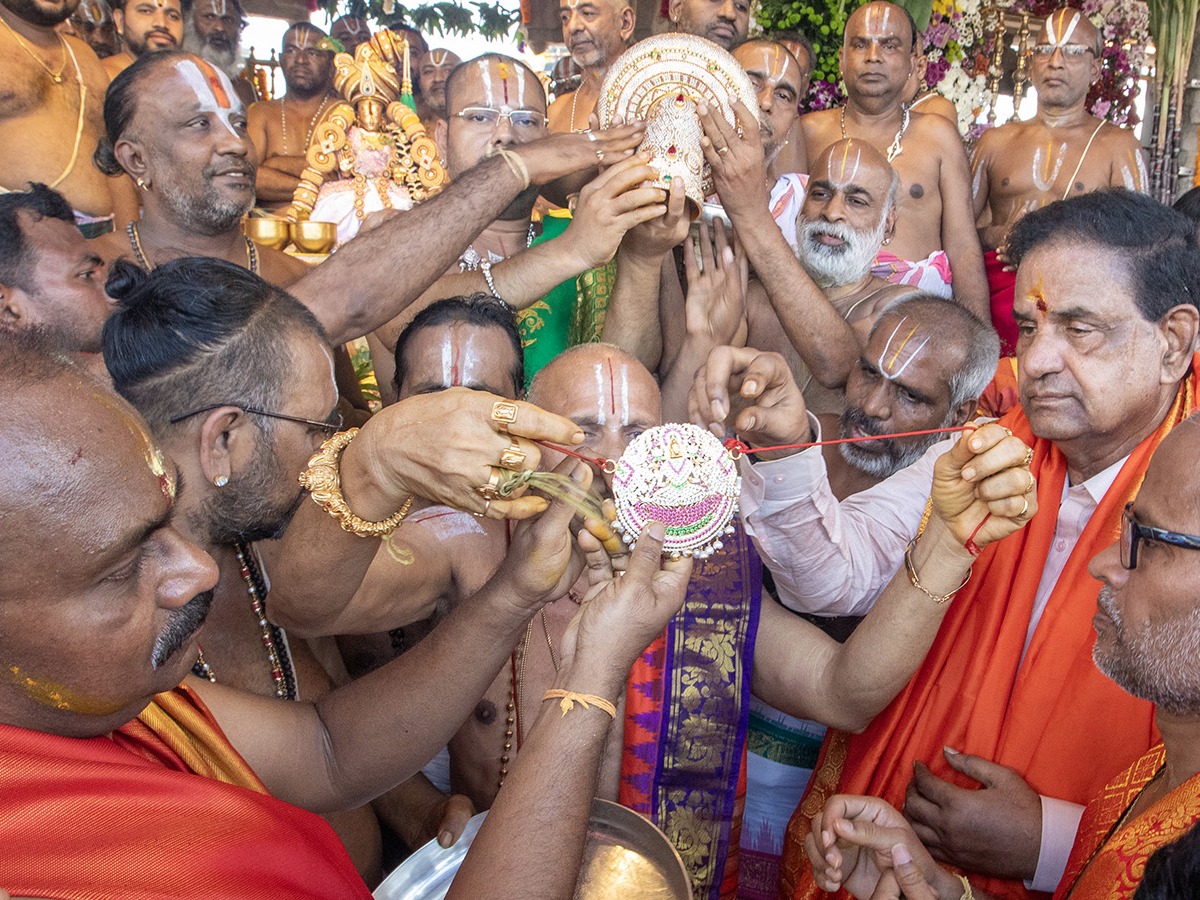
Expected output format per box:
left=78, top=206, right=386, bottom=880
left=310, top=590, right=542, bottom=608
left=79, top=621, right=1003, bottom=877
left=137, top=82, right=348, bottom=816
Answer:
left=213, top=474, right=229, bottom=488
left=136, top=177, right=149, bottom=191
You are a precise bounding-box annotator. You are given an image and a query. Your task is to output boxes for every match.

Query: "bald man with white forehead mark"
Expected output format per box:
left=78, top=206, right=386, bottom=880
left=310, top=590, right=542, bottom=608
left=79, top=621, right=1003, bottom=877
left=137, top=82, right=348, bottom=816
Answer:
left=971, top=6, right=1147, bottom=356
left=798, top=1, right=990, bottom=318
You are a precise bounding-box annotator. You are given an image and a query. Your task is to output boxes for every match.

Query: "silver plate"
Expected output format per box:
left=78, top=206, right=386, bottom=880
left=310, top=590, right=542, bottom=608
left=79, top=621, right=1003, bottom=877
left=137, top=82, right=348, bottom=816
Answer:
left=375, top=799, right=692, bottom=900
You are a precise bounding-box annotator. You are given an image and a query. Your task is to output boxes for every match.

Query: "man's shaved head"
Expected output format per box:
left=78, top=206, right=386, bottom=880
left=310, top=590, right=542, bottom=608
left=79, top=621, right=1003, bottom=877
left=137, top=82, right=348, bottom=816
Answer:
left=529, top=343, right=661, bottom=494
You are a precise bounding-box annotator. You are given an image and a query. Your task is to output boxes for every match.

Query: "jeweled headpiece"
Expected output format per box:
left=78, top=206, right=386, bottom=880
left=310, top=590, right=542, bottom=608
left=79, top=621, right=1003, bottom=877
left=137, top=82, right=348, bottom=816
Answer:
left=333, top=29, right=407, bottom=106
left=597, top=34, right=758, bottom=217
left=612, top=423, right=739, bottom=558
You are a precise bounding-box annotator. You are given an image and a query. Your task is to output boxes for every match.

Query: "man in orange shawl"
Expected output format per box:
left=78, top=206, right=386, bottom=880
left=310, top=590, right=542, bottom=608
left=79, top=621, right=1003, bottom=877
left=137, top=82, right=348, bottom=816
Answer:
left=799, top=416, right=1200, bottom=900
left=727, top=189, right=1200, bottom=898
left=0, top=335, right=692, bottom=899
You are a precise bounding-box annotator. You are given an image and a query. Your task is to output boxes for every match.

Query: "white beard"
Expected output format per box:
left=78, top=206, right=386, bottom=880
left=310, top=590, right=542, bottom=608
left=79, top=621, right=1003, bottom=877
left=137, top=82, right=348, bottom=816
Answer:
left=184, top=19, right=244, bottom=80
left=796, top=215, right=887, bottom=289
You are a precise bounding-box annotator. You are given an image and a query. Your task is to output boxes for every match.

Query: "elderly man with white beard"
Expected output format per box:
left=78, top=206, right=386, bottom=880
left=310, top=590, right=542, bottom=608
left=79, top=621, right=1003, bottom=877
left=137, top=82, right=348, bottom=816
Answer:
left=745, top=138, right=920, bottom=414
left=182, top=0, right=255, bottom=107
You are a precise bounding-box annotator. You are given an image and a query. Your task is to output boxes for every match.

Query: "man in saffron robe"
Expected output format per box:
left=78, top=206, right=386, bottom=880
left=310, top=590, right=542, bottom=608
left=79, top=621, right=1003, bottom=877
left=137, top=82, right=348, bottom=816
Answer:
left=801, top=416, right=1200, bottom=900
left=0, top=332, right=694, bottom=898
left=693, top=190, right=1200, bottom=897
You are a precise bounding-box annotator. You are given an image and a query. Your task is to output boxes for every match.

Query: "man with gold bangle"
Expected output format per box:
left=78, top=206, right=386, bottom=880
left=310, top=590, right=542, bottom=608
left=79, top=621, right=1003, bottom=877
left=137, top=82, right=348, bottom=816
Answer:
left=101, top=256, right=587, bottom=882
left=0, top=331, right=694, bottom=897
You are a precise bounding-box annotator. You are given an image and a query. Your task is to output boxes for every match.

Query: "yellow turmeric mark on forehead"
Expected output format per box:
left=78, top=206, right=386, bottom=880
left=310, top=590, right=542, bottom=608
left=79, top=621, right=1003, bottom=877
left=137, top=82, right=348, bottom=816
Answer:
left=886, top=324, right=920, bottom=371
left=877, top=316, right=931, bottom=380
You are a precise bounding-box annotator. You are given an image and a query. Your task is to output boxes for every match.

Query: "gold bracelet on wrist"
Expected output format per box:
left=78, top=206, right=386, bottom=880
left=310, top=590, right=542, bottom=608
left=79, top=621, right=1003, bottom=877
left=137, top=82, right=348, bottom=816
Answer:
left=955, top=874, right=974, bottom=900
left=297, top=428, right=414, bottom=538
left=904, top=537, right=971, bottom=605
left=492, top=146, right=530, bottom=190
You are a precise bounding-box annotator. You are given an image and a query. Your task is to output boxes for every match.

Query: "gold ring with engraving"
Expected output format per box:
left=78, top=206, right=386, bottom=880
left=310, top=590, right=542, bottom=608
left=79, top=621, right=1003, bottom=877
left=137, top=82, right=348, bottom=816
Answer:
left=717, top=145, right=729, bottom=155
left=1022, top=446, right=1034, bottom=467
left=1024, top=469, right=1036, bottom=494
left=477, top=469, right=505, bottom=500
left=1018, top=496, right=1029, bottom=519
left=499, top=444, right=527, bottom=471
left=596, top=148, right=606, bottom=163
left=491, top=400, right=519, bottom=433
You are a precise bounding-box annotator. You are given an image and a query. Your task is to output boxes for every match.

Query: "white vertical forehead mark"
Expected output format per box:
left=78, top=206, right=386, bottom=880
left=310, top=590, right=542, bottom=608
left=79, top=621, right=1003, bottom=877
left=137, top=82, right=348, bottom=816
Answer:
left=440, top=336, right=453, bottom=385
left=617, top=364, right=629, bottom=426
left=877, top=316, right=931, bottom=380
left=593, top=362, right=607, bottom=425
left=295, top=28, right=313, bottom=49
left=430, top=49, right=450, bottom=66
left=515, top=62, right=526, bottom=107
left=175, top=59, right=242, bottom=137
left=1047, top=10, right=1081, bottom=48
left=210, top=0, right=227, bottom=16
left=477, top=59, right=494, bottom=106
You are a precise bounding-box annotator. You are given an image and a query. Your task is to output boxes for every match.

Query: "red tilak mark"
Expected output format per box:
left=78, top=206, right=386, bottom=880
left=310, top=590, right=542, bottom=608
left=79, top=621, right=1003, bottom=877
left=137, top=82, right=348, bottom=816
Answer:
left=412, top=510, right=458, bottom=523
left=158, top=473, right=172, bottom=500
left=194, top=57, right=231, bottom=108
left=502, top=75, right=509, bottom=104
left=69, top=448, right=84, bottom=465
left=451, top=345, right=461, bottom=386
left=1036, top=299, right=1048, bottom=314
left=606, top=358, right=616, bottom=417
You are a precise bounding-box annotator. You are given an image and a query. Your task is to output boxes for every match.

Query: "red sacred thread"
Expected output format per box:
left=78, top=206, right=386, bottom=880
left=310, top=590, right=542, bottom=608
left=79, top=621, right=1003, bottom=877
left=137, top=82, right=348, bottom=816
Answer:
left=722, top=425, right=971, bottom=457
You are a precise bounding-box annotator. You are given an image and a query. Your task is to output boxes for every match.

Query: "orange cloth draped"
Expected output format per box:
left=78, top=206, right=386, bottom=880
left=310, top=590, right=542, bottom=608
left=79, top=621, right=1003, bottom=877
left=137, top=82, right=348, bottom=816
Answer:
left=782, top=363, right=1200, bottom=900
left=1056, top=744, right=1200, bottom=900
left=977, top=357, right=1020, bottom=421
left=0, top=683, right=371, bottom=900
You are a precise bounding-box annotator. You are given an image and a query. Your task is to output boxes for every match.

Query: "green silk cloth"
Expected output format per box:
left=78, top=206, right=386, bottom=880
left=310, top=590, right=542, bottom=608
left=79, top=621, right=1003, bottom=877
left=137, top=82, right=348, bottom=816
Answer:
left=516, top=210, right=616, bottom=385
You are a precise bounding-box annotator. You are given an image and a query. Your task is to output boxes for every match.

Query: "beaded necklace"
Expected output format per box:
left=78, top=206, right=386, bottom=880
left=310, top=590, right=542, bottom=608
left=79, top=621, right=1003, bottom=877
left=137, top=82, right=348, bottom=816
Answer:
left=191, top=541, right=298, bottom=701
left=840, top=103, right=910, bottom=163
left=128, top=221, right=259, bottom=274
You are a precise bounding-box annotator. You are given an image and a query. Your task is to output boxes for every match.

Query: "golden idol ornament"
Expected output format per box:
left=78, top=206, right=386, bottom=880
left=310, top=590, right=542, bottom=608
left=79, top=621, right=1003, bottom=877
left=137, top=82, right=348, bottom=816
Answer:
left=596, top=34, right=758, bottom=217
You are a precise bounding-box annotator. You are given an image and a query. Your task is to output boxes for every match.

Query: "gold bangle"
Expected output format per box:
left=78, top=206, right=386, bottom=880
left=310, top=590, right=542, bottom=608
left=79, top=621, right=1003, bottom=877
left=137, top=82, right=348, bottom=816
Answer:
left=904, top=537, right=971, bottom=605
left=543, top=689, right=617, bottom=719
left=493, top=146, right=530, bottom=190
left=956, top=874, right=974, bottom=900
left=298, top=428, right=414, bottom=538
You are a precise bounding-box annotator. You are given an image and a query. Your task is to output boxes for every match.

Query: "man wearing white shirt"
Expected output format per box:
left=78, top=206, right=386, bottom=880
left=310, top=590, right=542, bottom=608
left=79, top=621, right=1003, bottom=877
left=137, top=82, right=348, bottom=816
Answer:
left=691, top=189, right=1200, bottom=898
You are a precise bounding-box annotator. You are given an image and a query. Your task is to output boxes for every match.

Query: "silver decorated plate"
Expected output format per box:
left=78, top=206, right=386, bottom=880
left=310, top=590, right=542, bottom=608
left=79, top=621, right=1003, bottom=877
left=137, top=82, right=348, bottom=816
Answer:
left=374, top=799, right=691, bottom=899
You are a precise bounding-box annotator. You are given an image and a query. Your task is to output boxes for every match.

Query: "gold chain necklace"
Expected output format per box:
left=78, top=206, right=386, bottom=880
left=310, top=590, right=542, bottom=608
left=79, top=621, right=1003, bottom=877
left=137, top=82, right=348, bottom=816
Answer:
left=283, top=94, right=333, bottom=156
left=840, top=104, right=910, bottom=163
left=0, top=13, right=68, bottom=83
left=128, top=221, right=259, bottom=274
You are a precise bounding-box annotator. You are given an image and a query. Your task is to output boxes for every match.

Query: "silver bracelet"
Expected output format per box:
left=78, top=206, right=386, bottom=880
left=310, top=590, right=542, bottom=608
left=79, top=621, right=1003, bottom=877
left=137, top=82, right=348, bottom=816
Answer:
left=479, top=259, right=508, bottom=305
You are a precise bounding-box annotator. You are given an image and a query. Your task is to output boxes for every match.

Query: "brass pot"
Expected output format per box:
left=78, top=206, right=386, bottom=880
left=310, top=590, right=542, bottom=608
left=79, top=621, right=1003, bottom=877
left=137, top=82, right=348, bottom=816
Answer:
left=242, top=216, right=291, bottom=250
left=289, top=220, right=337, bottom=254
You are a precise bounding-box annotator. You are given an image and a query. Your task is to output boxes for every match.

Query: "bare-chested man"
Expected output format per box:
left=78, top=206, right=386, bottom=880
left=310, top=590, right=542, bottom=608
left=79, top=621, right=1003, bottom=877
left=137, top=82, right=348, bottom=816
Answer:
left=417, top=46, right=459, bottom=132
left=0, top=0, right=131, bottom=234
left=66, top=0, right=118, bottom=57
left=667, top=0, right=747, bottom=50
left=369, top=54, right=666, bottom=399
left=183, top=0, right=254, bottom=107
left=972, top=6, right=1146, bottom=354
left=800, top=1, right=988, bottom=317
left=330, top=13, right=370, bottom=54
left=748, top=138, right=918, bottom=414
left=102, top=0, right=183, bottom=78
left=246, top=22, right=337, bottom=208
left=547, top=0, right=633, bottom=134
left=91, top=48, right=646, bottom=426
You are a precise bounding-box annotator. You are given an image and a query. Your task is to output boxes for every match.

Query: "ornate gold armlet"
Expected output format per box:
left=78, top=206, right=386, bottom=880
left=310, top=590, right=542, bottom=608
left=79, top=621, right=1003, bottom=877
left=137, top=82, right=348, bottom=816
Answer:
left=904, top=537, right=971, bottom=605
left=298, top=428, right=413, bottom=538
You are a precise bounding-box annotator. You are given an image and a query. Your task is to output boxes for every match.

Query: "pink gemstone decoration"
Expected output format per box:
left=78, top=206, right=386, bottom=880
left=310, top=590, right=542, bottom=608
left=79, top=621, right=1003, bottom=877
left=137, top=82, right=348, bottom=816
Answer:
left=612, top=423, right=739, bottom=556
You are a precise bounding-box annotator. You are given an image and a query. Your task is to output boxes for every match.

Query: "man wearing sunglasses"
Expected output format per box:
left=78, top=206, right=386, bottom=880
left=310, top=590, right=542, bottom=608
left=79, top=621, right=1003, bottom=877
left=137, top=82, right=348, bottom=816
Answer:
left=971, top=6, right=1147, bottom=356
left=802, top=418, right=1200, bottom=900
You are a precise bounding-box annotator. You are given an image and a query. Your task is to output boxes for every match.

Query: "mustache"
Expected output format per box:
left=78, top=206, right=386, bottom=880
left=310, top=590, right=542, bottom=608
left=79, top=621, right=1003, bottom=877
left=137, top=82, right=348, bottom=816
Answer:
left=1097, top=585, right=1122, bottom=627
left=151, top=590, right=214, bottom=670
left=841, top=406, right=891, bottom=447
